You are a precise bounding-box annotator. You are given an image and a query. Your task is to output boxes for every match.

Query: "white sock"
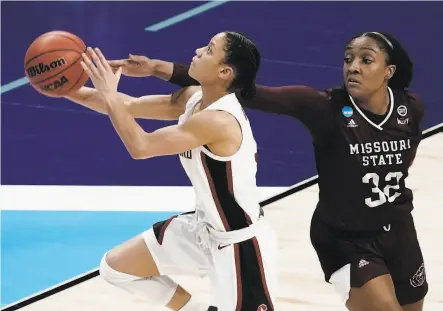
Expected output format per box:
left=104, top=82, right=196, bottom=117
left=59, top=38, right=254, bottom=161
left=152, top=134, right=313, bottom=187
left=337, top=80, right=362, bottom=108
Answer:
left=180, top=295, right=211, bottom=311
left=99, top=253, right=177, bottom=306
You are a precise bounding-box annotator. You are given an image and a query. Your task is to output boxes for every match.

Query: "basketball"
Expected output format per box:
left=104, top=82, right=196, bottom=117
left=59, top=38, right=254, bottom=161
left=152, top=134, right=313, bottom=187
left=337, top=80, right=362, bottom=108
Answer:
left=24, top=31, right=89, bottom=97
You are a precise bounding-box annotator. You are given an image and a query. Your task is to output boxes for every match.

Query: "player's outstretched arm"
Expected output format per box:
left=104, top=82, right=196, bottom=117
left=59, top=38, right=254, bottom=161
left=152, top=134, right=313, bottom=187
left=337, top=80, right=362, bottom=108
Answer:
left=107, top=110, right=230, bottom=159
left=107, top=55, right=329, bottom=119
left=108, top=55, right=183, bottom=82
left=125, top=86, right=199, bottom=120
left=65, top=87, right=135, bottom=115
left=65, top=85, right=198, bottom=120
left=113, top=55, right=337, bottom=145
left=168, top=63, right=330, bottom=118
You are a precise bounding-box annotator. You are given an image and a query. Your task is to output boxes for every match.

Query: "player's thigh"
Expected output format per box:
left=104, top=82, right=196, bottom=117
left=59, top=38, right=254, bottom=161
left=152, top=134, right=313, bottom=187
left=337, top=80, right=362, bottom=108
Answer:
left=329, top=257, right=401, bottom=311
left=212, top=232, right=277, bottom=311
left=142, top=211, right=211, bottom=277
left=387, top=214, right=428, bottom=307
left=346, top=274, right=403, bottom=311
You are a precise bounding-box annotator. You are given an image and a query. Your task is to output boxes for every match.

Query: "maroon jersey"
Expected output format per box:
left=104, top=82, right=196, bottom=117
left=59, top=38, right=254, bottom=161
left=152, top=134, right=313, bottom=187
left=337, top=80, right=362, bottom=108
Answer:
left=169, top=64, right=425, bottom=231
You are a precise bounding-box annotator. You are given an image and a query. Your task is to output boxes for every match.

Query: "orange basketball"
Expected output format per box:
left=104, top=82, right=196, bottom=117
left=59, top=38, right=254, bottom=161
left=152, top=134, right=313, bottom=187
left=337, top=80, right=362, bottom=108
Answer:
left=24, top=31, right=89, bottom=97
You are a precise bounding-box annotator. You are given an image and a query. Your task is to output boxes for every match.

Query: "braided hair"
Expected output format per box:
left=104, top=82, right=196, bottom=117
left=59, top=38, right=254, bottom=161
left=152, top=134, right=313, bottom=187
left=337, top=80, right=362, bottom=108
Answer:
left=222, top=31, right=261, bottom=99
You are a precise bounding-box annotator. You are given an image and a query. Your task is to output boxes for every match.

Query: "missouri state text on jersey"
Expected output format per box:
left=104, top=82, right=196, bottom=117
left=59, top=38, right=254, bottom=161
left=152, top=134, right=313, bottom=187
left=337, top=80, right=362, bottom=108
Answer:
left=349, top=139, right=412, bottom=167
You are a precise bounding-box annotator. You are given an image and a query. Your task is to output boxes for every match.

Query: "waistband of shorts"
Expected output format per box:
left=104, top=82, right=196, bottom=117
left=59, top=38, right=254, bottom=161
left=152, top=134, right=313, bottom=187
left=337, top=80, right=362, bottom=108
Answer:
left=208, top=216, right=266, bottom=245
left=316, top=212, right=412, bottom=239
left=311, top=209, right=413, bottom=238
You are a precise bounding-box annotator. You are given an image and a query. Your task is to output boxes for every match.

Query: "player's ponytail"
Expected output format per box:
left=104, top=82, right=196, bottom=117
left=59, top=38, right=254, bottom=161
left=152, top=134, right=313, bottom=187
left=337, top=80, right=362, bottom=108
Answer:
left=240, top=80, right=257, bottom=100
left=223, top=31, right=261, bottom=100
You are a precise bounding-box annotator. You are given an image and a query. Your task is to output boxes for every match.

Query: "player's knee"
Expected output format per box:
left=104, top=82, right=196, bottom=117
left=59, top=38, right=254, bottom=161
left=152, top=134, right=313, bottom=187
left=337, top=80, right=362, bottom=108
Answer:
left=99, top=252, right=119, bottom=285
left=99, top=252, right=139, bottom=285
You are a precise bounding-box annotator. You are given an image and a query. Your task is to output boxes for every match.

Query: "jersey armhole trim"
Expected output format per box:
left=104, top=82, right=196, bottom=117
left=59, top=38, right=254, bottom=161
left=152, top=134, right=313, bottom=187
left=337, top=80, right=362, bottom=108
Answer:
left=185, top=90, right=203, bottom=110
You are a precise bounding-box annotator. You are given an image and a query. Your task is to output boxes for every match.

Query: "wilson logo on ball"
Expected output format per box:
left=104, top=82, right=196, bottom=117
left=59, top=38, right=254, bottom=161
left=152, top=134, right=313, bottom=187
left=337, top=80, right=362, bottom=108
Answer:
left=40, top=75, right=69, bottom=91
left=26, top=57, right=67, bottom=78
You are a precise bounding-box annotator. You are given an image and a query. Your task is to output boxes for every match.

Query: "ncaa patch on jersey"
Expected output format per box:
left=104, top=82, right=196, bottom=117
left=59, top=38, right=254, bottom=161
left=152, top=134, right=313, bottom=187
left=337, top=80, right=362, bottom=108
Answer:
left=342, top=106, right=353, bottom=118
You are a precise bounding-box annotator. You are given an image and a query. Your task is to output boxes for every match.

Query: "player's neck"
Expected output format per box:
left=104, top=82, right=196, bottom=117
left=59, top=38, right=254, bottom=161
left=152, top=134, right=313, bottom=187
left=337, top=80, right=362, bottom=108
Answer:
left=356, top=87, right=390, bottom=115
left=200, top=85, right=229, bottom=109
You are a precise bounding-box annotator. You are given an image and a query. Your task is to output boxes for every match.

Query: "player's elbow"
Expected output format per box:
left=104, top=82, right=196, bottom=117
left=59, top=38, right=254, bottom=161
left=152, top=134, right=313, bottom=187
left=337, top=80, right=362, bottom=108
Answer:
left=126, top=139, right=154, bottom=160
left=128, top=146, right=152, bottom=160
left=126, top=133, right=164, bottom=160
left=129, top=150, right=144, bottom=160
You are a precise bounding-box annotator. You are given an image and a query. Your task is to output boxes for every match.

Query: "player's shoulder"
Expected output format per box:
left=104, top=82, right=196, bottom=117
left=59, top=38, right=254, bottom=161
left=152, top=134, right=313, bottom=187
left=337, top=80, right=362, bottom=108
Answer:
left=392, top=88, right=423, bottom=105
left=322, top=86, right=349, bottom=108
left=393, top=89, right=425, bottom=120
left=200, top=101, right=239, bottom=127
left=185, top=108, right=235, bottom=140
left=189, top=94, right=238, bottom=124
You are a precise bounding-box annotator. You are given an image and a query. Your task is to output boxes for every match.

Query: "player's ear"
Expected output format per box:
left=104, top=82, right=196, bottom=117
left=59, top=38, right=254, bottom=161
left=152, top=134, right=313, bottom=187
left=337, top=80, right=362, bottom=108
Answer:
left=219, top=65, right=234, bottom=83
left=385, top=65, right=396, bottom=80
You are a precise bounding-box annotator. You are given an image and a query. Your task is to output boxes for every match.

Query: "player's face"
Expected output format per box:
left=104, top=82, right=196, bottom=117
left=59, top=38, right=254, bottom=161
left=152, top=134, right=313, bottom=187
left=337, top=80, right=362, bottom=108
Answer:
left=188, top=32, right=234, bottom=86
left=343, top=36, right=396, bottom=99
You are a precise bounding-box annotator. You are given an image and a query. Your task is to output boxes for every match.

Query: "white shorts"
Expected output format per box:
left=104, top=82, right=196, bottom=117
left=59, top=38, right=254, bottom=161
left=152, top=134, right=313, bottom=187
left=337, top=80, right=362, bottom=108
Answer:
left=142, top=211, right=278, bottom=311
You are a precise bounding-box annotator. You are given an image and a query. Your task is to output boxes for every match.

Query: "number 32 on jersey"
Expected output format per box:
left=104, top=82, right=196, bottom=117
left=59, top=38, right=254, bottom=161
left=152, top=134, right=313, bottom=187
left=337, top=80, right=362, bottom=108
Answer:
left=362, top=172, right=404, bottom=208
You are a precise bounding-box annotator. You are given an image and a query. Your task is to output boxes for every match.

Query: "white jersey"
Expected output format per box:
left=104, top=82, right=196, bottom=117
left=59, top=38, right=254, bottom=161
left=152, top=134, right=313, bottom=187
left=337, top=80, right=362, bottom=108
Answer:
left=178, top=90, right=261, bottom=232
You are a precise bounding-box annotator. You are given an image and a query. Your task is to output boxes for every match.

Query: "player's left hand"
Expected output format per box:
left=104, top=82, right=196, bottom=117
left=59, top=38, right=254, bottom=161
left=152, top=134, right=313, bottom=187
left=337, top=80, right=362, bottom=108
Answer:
left=80, top=47, right=122, bottom=98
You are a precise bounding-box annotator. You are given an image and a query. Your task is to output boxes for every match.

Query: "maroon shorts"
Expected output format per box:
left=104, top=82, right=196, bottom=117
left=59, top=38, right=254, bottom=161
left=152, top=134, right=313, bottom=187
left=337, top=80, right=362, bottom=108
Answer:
left=310, top=212, right=428, bottom=305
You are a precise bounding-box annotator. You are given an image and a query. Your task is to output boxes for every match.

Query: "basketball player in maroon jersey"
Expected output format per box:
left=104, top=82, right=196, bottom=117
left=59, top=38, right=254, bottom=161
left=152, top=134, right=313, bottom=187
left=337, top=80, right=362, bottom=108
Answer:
left=108, top=31, right=428, bottom=311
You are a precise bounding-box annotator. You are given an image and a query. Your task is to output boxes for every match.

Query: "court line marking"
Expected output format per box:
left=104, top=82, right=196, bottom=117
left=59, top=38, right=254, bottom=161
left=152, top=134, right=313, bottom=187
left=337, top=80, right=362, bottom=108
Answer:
left=423, top=121, right=443, bottom=138
left=144, top=0, right=231, bottom=32
left=0, top=77, right=29, bottom=95
left=2, top=122, right=442, bottom=311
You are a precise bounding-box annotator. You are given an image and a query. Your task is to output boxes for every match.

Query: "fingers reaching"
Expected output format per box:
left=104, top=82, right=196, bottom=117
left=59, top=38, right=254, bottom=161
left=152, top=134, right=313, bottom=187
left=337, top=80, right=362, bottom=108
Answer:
left=108, top=59, right=125, bottom=67
left=81, top=46, right=120, bottom=77
left=94, top=47, right=112, bottom=72
left=114, top=66, right=123, bottom=80
left=88, top=47, right=107, bottom=74
left=80, top=52, right=99, bottom=78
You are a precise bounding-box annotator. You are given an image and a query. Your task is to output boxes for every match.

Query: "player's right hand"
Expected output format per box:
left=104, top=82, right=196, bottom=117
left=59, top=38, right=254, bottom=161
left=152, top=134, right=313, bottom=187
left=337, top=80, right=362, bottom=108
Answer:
left=108, top=54, right=155, bottom=78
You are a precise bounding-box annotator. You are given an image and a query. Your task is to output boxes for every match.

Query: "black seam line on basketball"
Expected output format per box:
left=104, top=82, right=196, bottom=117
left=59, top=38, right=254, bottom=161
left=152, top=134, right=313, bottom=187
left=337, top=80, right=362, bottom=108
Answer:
left=37, top=32, right=86, bottom=52
left=67, top=69, right=86, bottom=92
left=1, top=123, right=441, bottom=311
left=25, top=49, right=82, bottom=67
left=32, top=55, right=83, bottom=85
left=56, top=34, right=87, bottom=51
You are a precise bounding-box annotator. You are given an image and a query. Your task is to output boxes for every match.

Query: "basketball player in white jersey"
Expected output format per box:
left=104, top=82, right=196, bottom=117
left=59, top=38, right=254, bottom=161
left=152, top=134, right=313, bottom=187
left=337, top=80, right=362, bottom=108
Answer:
left=62, top=32, right=278, bottom=311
